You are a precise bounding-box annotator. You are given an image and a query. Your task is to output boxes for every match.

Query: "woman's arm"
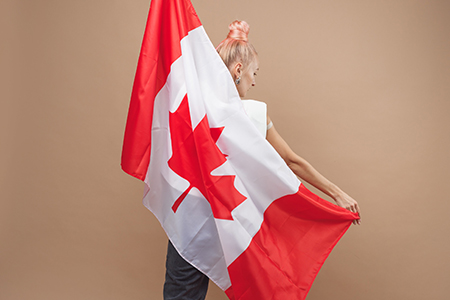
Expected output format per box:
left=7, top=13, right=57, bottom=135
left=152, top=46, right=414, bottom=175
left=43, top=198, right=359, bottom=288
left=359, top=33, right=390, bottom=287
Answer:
left=266, top=116, right=361, bottom=224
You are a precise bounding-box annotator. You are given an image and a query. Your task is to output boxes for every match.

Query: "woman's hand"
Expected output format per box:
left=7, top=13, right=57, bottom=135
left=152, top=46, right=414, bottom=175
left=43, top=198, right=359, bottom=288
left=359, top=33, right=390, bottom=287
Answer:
left=333, top=192, right=361, bottom=225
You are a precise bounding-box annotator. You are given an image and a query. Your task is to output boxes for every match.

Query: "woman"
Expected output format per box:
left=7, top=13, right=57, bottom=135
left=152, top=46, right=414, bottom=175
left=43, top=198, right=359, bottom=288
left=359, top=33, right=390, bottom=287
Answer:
left=163, top=20, right=361, bottom=300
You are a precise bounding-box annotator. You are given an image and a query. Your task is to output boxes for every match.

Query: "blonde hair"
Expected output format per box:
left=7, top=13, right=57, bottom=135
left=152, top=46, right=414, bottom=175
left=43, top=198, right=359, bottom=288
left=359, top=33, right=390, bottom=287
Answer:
left=216, top=20, right=258, bottom=72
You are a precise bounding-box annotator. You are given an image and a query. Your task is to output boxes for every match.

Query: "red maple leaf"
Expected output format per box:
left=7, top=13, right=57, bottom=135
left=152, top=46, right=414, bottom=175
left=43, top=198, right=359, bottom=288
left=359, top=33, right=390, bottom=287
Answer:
left=168, top=95, right=246, bottom=220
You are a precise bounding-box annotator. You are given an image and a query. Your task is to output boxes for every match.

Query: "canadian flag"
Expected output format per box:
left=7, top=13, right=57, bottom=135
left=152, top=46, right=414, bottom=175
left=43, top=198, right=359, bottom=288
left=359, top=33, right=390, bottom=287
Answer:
left=121, top=0, right=359, bottom=299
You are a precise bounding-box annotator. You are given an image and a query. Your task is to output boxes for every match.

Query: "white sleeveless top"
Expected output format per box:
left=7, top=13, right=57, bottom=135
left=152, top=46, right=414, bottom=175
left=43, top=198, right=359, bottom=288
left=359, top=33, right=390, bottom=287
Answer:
left=241, top=100, right=271, bottom=138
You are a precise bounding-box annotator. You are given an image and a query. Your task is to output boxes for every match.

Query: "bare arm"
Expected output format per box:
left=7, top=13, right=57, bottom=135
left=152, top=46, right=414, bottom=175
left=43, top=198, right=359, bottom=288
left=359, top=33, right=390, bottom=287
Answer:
left=266, top=116, right=361, bottom=224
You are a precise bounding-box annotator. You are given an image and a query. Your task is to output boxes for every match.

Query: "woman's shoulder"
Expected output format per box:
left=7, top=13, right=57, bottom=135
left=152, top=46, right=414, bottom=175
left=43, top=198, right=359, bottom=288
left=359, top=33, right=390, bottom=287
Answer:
left=241, top=99, right=267, bottom=111
left=241, top=100, right=268, bottom=137
left=242, top=99, right=267, bottom=115
left=241, top=99, right=266, bottom=105
left=241, top=99, right=267, bottom=114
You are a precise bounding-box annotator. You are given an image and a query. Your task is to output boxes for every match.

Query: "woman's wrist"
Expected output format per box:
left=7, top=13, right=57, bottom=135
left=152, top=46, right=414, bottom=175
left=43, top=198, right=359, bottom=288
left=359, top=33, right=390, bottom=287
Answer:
left=327, top=184, right=344, bottom=202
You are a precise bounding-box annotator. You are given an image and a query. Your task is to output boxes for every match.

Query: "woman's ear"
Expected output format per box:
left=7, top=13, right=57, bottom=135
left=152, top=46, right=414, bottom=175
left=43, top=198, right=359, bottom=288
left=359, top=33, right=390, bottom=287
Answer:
left=232, top=62, right=243, bottom=79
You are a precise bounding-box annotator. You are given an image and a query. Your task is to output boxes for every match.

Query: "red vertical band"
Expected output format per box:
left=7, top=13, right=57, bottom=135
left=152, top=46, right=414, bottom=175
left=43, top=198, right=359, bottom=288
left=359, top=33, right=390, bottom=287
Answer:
left=121, top=0, right=202, bottom=180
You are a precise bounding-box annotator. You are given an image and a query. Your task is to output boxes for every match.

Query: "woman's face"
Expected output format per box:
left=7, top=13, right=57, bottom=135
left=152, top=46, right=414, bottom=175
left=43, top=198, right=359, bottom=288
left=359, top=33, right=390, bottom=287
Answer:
left=236, top=59, right=259, bottom=98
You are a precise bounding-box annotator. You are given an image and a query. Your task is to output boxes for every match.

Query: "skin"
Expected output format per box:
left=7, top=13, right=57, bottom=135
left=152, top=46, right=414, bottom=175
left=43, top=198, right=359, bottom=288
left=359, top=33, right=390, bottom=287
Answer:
left=229, top=59, right=361, bottom=225
left=231, top=60, right=259, bottom=98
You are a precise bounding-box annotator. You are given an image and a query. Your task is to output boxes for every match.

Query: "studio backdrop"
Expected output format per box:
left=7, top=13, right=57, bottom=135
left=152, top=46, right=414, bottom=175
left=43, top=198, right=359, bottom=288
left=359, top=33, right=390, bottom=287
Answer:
left=1, top=0, right=449, bottom=299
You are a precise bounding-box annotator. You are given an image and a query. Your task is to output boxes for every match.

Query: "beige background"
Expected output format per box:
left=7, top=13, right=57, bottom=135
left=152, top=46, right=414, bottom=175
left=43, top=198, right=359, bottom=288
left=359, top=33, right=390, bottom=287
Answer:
left=1, top=0, right=449, bottom=299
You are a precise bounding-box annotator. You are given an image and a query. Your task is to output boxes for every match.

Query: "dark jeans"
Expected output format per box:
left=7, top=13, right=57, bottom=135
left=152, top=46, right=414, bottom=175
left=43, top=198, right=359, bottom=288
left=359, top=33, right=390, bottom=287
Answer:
left=163, top=240, right=209, bottom=300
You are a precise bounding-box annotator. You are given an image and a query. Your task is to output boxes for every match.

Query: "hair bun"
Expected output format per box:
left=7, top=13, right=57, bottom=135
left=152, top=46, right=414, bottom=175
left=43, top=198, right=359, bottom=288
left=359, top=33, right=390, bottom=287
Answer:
left=227, top=20, right=250, bottom=42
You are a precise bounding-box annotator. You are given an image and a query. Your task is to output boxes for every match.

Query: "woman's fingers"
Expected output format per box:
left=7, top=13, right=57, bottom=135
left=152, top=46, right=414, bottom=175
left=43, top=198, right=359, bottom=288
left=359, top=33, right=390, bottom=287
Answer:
left=354, top=203, right=361, bottom=225
left=335, top=194, right=361, bottom=225
left=347, top=202, right=361, bottom=225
